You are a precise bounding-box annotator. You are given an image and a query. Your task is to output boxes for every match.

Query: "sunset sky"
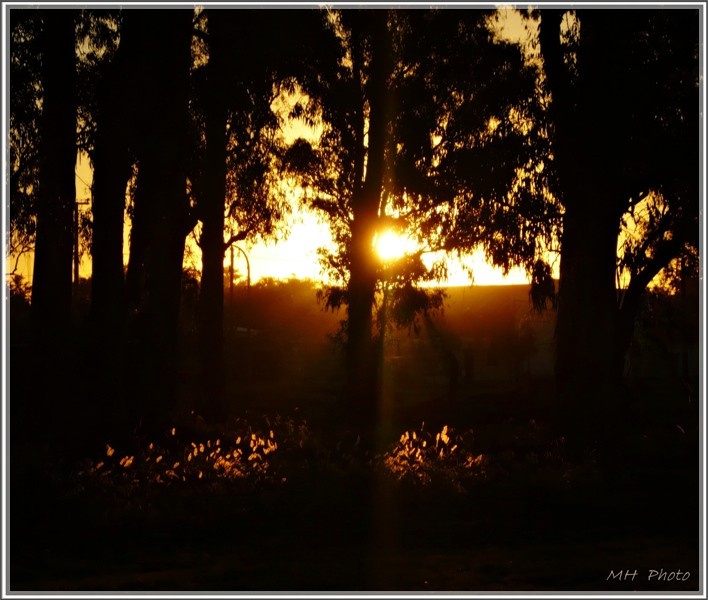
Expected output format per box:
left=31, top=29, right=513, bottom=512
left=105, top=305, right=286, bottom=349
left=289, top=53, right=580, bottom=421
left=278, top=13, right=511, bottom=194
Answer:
left=70, top=154, right=534, bottom=287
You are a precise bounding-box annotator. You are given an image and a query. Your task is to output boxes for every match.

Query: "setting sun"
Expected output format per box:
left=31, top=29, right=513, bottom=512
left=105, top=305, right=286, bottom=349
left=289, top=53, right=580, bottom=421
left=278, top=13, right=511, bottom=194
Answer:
left=374, top=230, right=417, bottom=262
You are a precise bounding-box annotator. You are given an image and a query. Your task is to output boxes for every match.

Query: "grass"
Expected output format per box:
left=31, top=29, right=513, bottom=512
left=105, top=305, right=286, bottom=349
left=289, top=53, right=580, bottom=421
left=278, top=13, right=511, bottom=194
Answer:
left=9, top=402, right=699, bottom=593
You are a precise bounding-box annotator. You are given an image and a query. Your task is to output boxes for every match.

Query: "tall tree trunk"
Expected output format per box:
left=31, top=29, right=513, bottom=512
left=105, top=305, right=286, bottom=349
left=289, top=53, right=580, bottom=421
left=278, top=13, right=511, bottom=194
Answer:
left=90, top=80, right=131, bottom=332
left=32, top=10, right=76, bottom=341
left=196, top=14, right=231, bottom=422
left=197, top=94, right=228, bottom=422
left=540, top=10, right=626, bottom=445
left=134, top=10, right=194, bottom=434
left=30, top=10, right=77, bottom=442
left=346, top=11, right=391, bottom=429
left=89, top=11, right=143, bottom=442
left=554, top=186, right=621, bottom=433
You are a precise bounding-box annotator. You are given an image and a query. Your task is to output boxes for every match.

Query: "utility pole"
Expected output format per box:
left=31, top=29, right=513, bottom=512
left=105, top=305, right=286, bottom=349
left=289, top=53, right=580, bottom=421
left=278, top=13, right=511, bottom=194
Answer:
left=73, top=199, right=90, bottom=292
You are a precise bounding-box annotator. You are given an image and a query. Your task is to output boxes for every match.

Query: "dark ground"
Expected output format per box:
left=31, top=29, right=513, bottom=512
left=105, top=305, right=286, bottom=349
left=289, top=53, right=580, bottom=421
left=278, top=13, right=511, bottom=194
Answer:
left=7, top=284, right=701, bottom=594
left=9, top=392, right=700, bottom=594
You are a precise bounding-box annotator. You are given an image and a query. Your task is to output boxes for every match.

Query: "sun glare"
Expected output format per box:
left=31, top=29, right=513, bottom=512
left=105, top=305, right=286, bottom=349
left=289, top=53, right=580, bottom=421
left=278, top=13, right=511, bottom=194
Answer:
left=375, top=230, right=416, bottom=261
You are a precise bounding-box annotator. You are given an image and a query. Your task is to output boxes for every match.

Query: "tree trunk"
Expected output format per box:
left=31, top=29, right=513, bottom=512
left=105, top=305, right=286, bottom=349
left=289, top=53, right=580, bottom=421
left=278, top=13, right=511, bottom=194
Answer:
left=90, top=88, right=130, bottom=333
left=88, top=11, right=145, bottom=442
left=133, top=10, right=194, bottom=434
left=554, top=186, right=621, bottom=433
left=346, top=11, right=391, bottom=430
left=540, top=10, right=626, bottom=445
left=32, top=10, right=76, bottom=341
left=30, top=10, right=77, bottom=443
left=347, top=207, right=380, bottom=422
left=197, top=27, right=230, bottom=422
left=91, top=11, right=148, bottom=330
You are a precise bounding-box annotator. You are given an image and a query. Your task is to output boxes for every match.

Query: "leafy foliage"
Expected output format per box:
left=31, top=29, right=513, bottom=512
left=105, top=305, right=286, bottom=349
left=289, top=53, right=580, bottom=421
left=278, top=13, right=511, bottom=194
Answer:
left=392, top=10, right=559, bottom=277
left=75, top=10, right=121, bottom=159
left=9, top=10, right=42, bottom=263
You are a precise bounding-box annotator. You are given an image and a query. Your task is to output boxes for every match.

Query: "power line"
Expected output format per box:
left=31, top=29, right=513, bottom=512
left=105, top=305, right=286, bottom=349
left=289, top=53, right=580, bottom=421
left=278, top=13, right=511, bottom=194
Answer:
left=74, top=169, right=91, bottom=190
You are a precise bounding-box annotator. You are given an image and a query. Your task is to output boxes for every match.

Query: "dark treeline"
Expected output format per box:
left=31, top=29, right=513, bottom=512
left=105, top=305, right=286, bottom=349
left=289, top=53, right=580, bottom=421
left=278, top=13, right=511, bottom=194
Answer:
left=9, top=7, right=699, bottom=454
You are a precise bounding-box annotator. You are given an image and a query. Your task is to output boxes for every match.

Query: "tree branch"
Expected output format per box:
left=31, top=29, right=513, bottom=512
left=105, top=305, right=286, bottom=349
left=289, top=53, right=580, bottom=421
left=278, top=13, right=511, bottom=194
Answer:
left=223, top=229, right=250, bottom=252
left=623, top=236, right=682, bottom=309
left=192, top=27, right=209, bottom=45
left=626, top=189, right=650, bottom=211
left=11, top=243, right=32, bottom=275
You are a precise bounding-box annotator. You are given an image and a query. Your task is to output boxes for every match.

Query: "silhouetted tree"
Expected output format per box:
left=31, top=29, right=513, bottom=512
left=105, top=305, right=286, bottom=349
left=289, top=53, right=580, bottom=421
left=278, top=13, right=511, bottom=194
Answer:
left=20, top=10, right=77, bottom=443
left=84, top=10, right=154, bottom=438
left=538, top=8, right=699, bottom=439
left=30, top=10, right=77, bottom=343
left=189, top=9, right=325, bottom=421
left=345, top=10, right=392, bottom=422
left=130, top=10, right=195, bottom=432
left=283, top=10, right=404, bottom=425
left=90, top=11, right=140, bottom=337
left=286, top=9, right=545, bottom=427
left=9, top=8, right=77, bottom=440
left=88, top=9, right=195, bottom=436
left=190, top=10, right=278, bottom=419
left=191, top=10, right=231, bottom=420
